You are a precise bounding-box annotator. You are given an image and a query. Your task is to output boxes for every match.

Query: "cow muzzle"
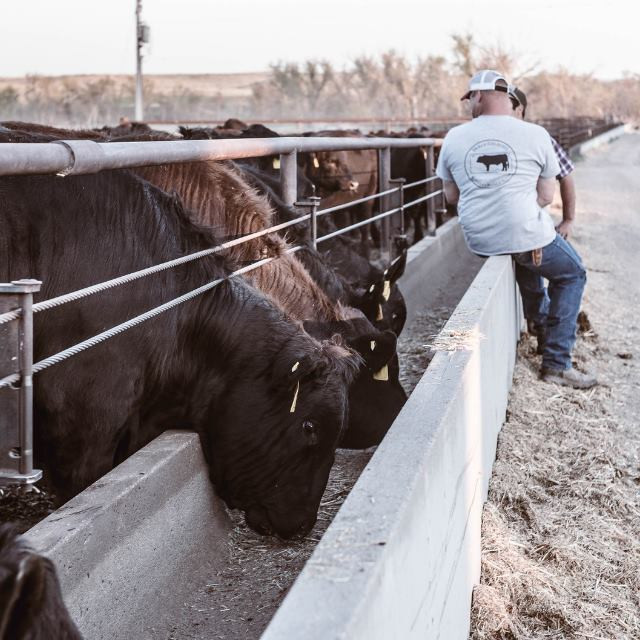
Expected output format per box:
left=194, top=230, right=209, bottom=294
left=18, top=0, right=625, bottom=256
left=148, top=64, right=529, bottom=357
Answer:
left=244, top=504, right=316, bottom=540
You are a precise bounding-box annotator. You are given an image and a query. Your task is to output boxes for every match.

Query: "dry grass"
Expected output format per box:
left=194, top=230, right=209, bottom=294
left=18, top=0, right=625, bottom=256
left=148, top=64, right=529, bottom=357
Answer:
left=397, top=306, right=453, bottom=394
left=470, top=329, right=640, bottom=640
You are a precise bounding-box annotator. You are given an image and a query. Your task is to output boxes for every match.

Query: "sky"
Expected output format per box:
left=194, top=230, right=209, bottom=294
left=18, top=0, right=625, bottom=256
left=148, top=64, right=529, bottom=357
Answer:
left=0, top=0, right=636, bottom=79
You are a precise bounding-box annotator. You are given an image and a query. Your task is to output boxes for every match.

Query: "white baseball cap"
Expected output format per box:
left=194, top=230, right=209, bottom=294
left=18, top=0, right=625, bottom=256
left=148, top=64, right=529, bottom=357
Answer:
left=461, top=70, right=511, bottom=101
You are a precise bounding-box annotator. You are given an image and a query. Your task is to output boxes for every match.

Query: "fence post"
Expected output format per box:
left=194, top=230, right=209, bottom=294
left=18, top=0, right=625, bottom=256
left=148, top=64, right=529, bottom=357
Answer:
left=389, top=178, right=407, bottom=258
left=0, top=279, right=42, bottom=485
left=295, top=196, right=321, bottom=249
left=425, top=145, right=436, bottom=235
left=280, top=150, right=298, bottom=207
left=378, top=146, right=392, bottom=263
left=436, top=177, right=448, bottom=227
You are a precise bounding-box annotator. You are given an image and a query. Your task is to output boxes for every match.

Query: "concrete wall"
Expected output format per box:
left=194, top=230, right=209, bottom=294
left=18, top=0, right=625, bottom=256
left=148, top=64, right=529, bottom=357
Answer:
left=24, top=431, right=230, bottom=640
left=399, top=218, right=484, bottom=326
left=570, top=124, right=631, bottom=159
left=261, top=255, right=521, bottom=640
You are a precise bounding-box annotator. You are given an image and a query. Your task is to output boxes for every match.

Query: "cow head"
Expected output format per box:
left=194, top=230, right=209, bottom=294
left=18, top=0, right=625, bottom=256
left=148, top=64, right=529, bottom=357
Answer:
left=351, top=250, right=408, bottom=336
left=0, top=526, right=82, bottom=640
left=303, top=151, right=358, bottom=194
left=303, top=316, right=407, bottom=449
left=204, top=336, right=359, bottom=540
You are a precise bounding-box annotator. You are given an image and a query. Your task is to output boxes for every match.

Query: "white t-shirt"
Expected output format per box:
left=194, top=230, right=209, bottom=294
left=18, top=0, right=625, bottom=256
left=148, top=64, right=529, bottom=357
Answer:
left=436, top=115, right=561, bottom=256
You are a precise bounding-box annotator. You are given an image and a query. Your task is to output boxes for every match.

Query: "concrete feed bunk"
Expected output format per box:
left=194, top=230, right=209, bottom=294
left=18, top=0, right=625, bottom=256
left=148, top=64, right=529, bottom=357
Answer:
left=23, top=219, right=518, bottom=639
left=262, top=251, right=521, bottom=640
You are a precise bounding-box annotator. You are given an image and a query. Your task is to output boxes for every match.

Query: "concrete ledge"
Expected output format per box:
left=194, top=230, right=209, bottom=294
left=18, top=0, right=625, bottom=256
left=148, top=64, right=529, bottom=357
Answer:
left=24, top=431, right=230, bottom=640
left=570, top=124, right=631, bottom=159
left=400, top=218, right=484, bottom=326
left=261, top=256, right=520, bottom=640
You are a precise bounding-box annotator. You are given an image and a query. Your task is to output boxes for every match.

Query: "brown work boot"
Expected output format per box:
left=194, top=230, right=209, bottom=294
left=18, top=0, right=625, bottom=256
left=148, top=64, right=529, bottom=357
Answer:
left=540, top=367, right=598, bottom=389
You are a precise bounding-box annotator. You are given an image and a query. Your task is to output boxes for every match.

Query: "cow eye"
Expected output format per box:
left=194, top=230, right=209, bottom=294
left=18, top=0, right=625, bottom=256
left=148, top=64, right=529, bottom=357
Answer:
left=302, top=421, right=319, bottom=445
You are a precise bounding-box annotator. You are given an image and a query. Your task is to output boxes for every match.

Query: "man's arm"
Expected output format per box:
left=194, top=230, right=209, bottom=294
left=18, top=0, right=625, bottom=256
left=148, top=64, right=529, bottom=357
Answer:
left=556, top=174, right=576, bottom=239
left=536, top=177, right=555, bottom=207
left=443, top=180, right=460, bottom=205
left=549, top=136, right=576, bottom=238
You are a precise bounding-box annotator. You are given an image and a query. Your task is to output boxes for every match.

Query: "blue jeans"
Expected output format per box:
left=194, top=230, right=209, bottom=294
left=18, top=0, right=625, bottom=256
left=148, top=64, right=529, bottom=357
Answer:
left=513, top=234, right=586, bottom=371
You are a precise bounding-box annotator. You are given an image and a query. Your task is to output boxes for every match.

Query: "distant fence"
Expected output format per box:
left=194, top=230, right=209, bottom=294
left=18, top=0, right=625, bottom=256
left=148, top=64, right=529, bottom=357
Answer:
left=535, top=117, right=623, bottom=151
left=148, top=116, right=624, bottom=140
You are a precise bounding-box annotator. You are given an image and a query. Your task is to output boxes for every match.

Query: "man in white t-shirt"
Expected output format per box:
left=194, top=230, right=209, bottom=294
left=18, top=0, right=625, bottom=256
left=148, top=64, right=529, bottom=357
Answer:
left=436, top=70, right=596, bottom=388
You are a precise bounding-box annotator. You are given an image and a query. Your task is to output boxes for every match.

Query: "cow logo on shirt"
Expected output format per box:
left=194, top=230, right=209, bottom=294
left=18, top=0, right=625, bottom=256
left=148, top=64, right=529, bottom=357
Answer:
left=464, top=140, right=517, bottom=188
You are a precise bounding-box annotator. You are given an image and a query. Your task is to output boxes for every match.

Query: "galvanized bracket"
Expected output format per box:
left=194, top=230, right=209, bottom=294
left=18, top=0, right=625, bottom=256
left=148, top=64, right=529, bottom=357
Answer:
left=0, top=279, right=43, bottom=485
left=425, top=146, right=437, bottom=236
left=52, top=139, right=107, bottom=177
left=294, top=197, right=321, bottom=249
left=279, top=149, right=298, bottom=207
left=377, top=147, right=392, bottom=263
left=389, top=178, right=407, bottom=258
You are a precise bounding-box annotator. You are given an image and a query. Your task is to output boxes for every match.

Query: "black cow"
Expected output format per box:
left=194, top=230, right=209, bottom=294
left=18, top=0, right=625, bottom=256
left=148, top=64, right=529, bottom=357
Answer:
left=3, top=123, right=405, bottom=452
left=476, top=153, right=509, bottom=171
left=178, top=124, right=316, bottom=199
left=0, top=165, right=360, bottom=539
left=300, top=131, right=379, bottom=258
left=389, top=134, right=437, bottom=243
left=236, top=164, right=408, bottom=336
left=0, top=526, right=82, bottom=639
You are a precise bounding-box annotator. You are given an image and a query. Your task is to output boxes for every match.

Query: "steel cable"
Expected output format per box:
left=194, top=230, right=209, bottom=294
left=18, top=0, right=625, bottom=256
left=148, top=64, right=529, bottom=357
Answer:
left=0, top=215, right=310, bottom=327
left=0, top=245, right=302, bottom=389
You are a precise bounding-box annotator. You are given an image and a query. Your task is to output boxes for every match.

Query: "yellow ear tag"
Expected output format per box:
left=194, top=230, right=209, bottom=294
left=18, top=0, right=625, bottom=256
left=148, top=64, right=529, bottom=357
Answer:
left=370, top=340, right=376, bottom=351
left=373, top=365, right=389, bottom=381
left=376, top=304, right=384, bottom=321
left=313, top=156, right=320, bottom=168
left=382, top=280, right=391, bottom=301
left=290, top=380, right=300, bottom=413
left=291, top=361, right=299, bottom=372
left=273, top=157, right=280, bottom=169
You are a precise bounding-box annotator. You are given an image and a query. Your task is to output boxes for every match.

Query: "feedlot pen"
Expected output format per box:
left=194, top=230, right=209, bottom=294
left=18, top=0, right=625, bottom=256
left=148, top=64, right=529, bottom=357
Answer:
left=1, top=132, right=520, bottom=640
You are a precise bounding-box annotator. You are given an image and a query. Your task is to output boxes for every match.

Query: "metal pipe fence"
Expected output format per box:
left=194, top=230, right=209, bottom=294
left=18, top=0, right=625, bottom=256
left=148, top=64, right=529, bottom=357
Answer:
left=0, top=134, right=444, bottom=485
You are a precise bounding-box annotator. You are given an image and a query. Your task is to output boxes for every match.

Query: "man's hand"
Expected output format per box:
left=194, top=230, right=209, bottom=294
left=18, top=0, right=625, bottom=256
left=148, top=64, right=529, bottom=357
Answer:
left=556, top=220, right=573, bottom=239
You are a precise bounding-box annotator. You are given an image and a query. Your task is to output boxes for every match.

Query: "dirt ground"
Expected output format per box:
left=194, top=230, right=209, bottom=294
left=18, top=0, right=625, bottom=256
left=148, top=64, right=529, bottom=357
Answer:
left=470, top=132, right=640, bottom=639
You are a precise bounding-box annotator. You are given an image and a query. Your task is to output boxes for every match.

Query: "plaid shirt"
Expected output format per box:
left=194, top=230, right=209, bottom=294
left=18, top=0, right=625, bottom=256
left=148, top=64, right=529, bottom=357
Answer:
left=550, top=136, right=574, bottom=180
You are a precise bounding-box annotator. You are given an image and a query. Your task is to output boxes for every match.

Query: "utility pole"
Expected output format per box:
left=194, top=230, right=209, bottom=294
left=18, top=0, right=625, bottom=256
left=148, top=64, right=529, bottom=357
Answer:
left=135, top=0, right=150, bottom=121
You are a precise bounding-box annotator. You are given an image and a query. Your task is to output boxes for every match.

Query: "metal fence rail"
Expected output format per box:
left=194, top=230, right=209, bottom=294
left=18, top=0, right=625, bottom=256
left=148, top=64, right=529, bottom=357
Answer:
left=0, top=134, right=445, bottom=484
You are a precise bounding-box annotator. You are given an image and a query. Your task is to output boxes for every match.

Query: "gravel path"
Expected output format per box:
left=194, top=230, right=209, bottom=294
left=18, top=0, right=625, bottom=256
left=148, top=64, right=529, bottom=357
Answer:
left=470, top=131, right=640, bottom=639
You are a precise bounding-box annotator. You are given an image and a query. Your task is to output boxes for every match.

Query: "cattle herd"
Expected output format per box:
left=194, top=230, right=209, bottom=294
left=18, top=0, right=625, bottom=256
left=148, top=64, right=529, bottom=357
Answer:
left=0, top=119, right=449, bottom=637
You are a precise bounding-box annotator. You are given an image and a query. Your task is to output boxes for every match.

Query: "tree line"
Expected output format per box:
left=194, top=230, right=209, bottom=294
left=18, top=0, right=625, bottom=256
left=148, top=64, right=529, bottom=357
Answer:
left=0, top=35, right=637, bottom=126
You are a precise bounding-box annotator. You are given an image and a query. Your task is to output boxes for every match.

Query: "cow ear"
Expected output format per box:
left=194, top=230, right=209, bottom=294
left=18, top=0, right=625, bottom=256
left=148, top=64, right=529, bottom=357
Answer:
left=384, top=249, right=407, bottom=285
left=348, top=330, right=396, bottom=372
left=352, top=281, right=385, bottom=320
